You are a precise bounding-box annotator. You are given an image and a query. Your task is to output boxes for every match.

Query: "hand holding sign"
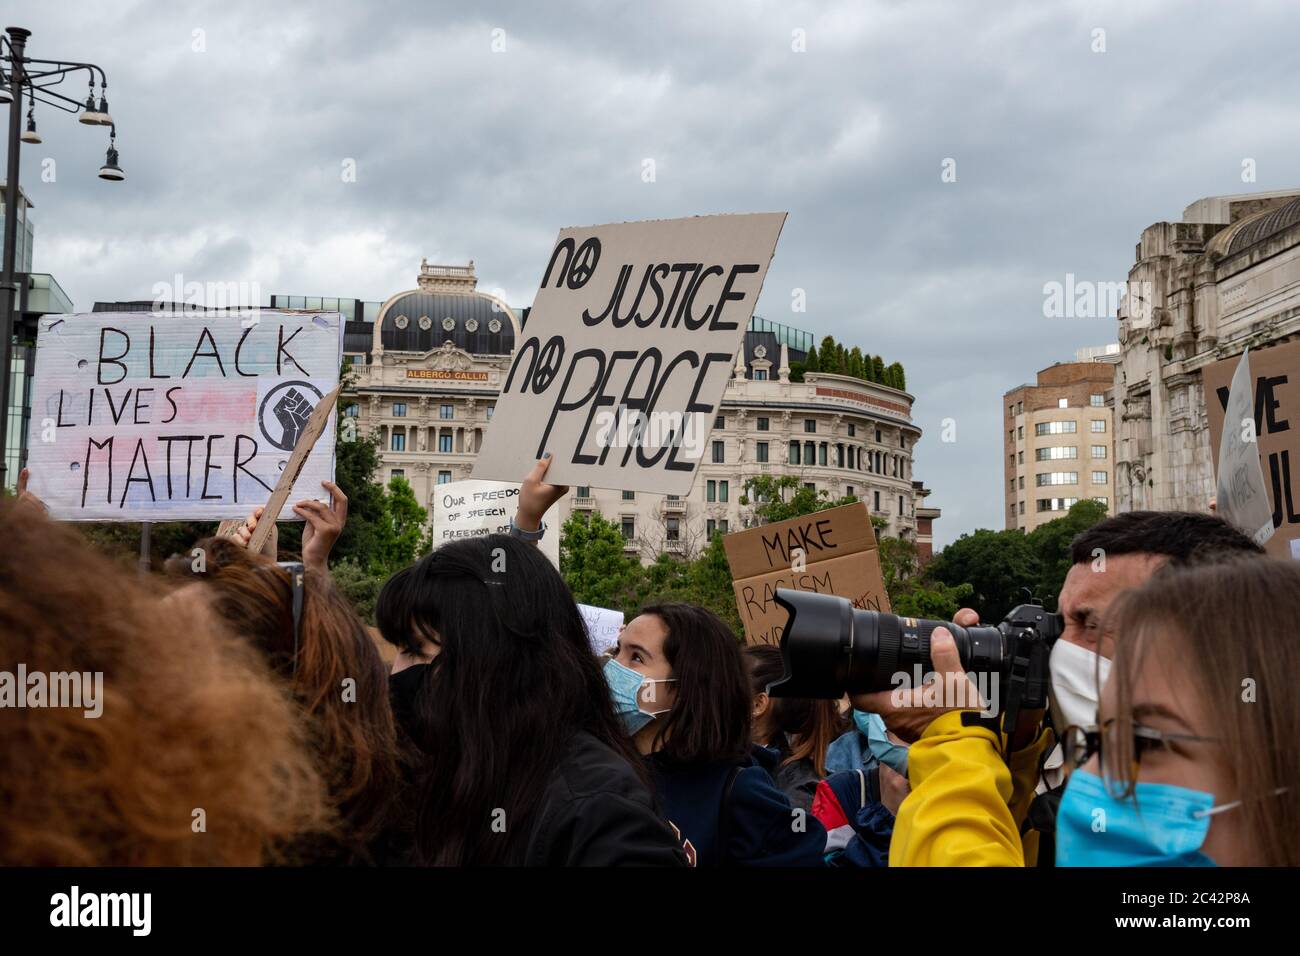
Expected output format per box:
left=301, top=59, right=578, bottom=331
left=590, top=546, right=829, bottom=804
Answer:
left=294, top=480, right=348, bottom=573
left=517, top=454, right=568, bottom=533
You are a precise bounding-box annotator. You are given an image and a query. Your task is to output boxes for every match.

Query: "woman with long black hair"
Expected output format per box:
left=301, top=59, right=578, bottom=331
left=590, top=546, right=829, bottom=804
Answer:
left=608, top=603, right=827, bottom=866
left=376, top=528, right=686, bottom=866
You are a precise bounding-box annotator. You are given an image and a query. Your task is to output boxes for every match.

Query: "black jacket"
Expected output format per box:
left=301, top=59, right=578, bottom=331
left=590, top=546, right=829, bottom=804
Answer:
left=508, top=731, right=689, bottom=866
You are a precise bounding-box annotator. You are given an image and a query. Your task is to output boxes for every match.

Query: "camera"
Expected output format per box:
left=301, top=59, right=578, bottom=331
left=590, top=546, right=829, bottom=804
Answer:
left=766, top=589, right=1063, bottom=715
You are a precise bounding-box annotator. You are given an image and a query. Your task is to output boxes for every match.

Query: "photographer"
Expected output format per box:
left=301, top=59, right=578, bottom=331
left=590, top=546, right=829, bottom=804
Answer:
left=855, top=511, right=1267, bottom=866
left=873, top=557, right=1300, bottom=866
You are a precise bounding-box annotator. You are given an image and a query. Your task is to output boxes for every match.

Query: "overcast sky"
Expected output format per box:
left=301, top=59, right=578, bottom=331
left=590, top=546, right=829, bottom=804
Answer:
left=14, top=0, right=1300, bottom=546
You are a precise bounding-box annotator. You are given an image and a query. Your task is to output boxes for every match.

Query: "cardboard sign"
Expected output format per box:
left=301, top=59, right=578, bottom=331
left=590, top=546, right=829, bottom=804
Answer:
left=1205, top=339, right=1300, bottom=559
left=25, top=311, right=342, bottom=521
left=473, top=213, right=786, bottom=494
left=1212, top=350, right=1274, bottom=546
left=722, top=501, right=889, bottom=646
left=430, top=478, right=560, bottom=566
left=577, top=603, right=624, bottom=655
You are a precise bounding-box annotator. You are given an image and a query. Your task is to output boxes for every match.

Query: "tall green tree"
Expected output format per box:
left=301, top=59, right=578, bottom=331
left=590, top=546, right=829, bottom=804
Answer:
left=374, top=476, right=430, bottom=571
left=871, top=355, right=885, bottom=383
left=560, top=511, right=642, bottom=610
left=819, top=336, right=840, bottom=374
left=927, top=528, right=1045, bottom=623
left=1026, top=499, right=1108, bottom=606
left=803, top=342, right=820, bottom=373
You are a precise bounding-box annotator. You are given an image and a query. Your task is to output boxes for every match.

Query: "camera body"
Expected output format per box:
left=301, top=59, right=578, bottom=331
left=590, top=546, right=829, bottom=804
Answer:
left=767, top=589, right=1063, bottom=718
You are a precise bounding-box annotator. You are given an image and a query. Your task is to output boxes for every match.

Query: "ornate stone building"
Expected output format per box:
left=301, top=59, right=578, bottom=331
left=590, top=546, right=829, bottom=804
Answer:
left=276, top=262, right=941, bottom=561
left=1113, top=190, right=1300, bottom=513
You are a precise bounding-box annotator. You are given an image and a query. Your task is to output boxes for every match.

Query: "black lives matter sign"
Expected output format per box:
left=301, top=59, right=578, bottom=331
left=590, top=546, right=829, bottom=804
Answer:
left=473, top=214, right=785, bottom=494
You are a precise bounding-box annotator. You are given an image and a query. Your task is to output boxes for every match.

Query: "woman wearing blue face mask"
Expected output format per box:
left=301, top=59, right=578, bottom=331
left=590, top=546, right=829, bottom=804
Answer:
left=606, top=604, right=827, bottom=866
left=881, top=557, right=1300, bottom=867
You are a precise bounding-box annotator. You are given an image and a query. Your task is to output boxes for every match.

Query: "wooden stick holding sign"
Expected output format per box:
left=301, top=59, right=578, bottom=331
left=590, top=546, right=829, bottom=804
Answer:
left=223, top=384, right=340, bottom=555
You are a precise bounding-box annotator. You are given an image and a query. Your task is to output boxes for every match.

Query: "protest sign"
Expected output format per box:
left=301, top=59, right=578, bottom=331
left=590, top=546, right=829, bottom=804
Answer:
left=24, top=311, right=341, bottom=522
left=577, top=603, right=624, bottom=655
left=722, top=501, right=889, bottom=646
left=473, top=213, right=786, bottom=494
left=1211, top=350, right=1274, bottom=547
left=430, top=478, right=560, bottom=566
left=1205, top=339, right=1300, bottom=560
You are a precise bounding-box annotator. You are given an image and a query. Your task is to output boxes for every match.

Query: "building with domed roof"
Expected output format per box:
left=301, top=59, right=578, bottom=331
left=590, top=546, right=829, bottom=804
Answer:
left=1112, top=189, right=1300, bottom=513
left=273, top=261, right=942, bottom=562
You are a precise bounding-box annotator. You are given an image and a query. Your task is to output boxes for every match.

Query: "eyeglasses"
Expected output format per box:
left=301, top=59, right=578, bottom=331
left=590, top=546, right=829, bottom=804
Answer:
left=276, top=561, right=305, bottom=675
left=1062, top=720, right=1222, bottom=797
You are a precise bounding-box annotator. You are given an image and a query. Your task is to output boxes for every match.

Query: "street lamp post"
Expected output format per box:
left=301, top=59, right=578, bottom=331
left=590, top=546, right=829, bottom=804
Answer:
left=0, top=25, right=122, bottom=490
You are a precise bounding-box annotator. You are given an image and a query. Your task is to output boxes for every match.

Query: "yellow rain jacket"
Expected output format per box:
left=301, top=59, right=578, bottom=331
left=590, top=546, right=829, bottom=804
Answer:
left=889, top=711, right=1053, bottom=867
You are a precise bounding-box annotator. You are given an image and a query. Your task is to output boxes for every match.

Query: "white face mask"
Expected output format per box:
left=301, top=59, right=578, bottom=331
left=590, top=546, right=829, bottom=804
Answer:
left=1049, top=639, right=1111, bottom=733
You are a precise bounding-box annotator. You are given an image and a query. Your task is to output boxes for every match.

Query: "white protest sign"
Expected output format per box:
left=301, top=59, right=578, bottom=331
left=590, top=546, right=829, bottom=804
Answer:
left=1215, top=348, right=1275, bottom=546
left=473, top=213, right=786, bottom=494
left=577, top=603, right=624, bottom=655
left=430, top=478, right=560, bottom=566
left=25, top=311, right=342, bottom=521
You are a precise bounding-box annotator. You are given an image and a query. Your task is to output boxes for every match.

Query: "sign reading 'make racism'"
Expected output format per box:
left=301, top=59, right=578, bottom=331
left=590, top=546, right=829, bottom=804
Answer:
left=25, top=311, right=341, bottom=521
left=473, top=213, right=786, bottom=494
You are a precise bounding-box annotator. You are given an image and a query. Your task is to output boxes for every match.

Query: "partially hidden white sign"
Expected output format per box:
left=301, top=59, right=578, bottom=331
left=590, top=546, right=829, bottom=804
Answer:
left=430, top=478, right=560, bottom=566
left=25, top=311, right=342, bottom=521
left=473, top=213, right=786, bottom=494
left=577, top=603, right=624, bottom=655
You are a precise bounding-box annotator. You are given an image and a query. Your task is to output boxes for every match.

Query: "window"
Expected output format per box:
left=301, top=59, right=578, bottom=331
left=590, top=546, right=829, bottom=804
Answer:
left=1093, top=496, right=1109, bottom=507
left=1017, top=426, right=1024, bottom=440
left=622, top=490, right=636, bottom=500
left=756, top=441, right=769, bottom=463
left=715, top=415, right=726, bottom=429
left=1018, top=451, right=1024, bottom=464
left=437, top=471, right=451, bottom=485
left=836, top=444, right=845, bottom=468
left=1036, top=446, right=1078, bottom=461
left=875, top=428, right=882, bottom=443
left=1092, top=471, right=1108, bottom=484
left=1018, top=501, right=1025, bottom=515
left=667, top=495, right=680, bottom=501
left=789, top=443, right=801, bottom=465
left=1018, top=476, right=1024, bottom=490
left=899, top=495, right=905, bottom=514
left=1009, top=429, right=1015, bottom=443
left=873, top=491, right=881, bottom=511
left=1035, top=421, right=1077, bottom=435
left=486, top=404, right=495, bottom=420
left=818, top=444, right=827, bottom=466
left=344, top=404, right=360, bottom=418
left=440, top=404, right=454, bottom=419
left=719, top=480, right=729, bottom=503
left=1036, top=472, right=1078, bottom=486
left=804, top=419, right=817, bottom=433
left=621, top=518, right=635, bottom=540
left=804, top=441, right=815, bottom=464
left=1016, top=402, right=1023, bottom=415
left=1036, top=497, right=1079, bottom=513
left=900, top=433, right=906, bottom=448
left=712, top=441, right=725, bottom=463
left=754, top=369, right=768, bottom=380
left=1090, top=419, right=1107, bottom=433
left=391, top=433, right=405, bottom=451
left=756, top=417, right=770, bottom=431
left=1010, top=478, right=1016, bottom=492
left=666, top=518, right=680, bottom=542
left=804, top=482, right=816, bottom=492
left=1090, top=394, right=1104, bottom=407
left=576, top=486, right=591, bottom=498
left=1009, top=405, right=1015, bottom=418
left=848, top=423, right=856, bottom=437
left=1057, top=398, right=1068, bottom=409
left=392, top=402, right=407, bottom=417
left=706, top=480, right=716, bottom=502
left=706, top=519, right=716, bottom=538
left=438, top=434, right=452, bottom=453
left=846, top=486, right=854, bottom=497
left=391, top=469, right=404, bottom=479
left=719, top=519, right=729, bottom=533
left=1091, top=445, right=1107, bottom=459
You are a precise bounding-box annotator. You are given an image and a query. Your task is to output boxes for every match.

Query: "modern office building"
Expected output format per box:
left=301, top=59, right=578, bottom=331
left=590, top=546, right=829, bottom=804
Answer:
left=279, top=260, right=941, bottom=560
left=1003, top=360, right=1116, bottom=532
left=2, top=184, right=75, bottom=490
left=1112, top=190, right=1300, bottom=513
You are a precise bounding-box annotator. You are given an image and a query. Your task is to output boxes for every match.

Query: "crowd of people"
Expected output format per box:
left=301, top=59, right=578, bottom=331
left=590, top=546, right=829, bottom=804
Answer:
left=2, top=456, right=1297, bottom=867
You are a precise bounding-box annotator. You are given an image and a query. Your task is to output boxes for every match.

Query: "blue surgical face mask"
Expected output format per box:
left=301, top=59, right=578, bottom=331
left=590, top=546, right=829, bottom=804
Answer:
left=854, top=709, right=909, bottom=777
left=1056, top=768, right=1233, bottom=867
left=603, top=657, right=676, bottom=736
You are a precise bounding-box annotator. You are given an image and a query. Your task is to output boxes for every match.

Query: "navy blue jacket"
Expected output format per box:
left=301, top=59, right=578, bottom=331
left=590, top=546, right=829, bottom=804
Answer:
left=647, top=747, right=826, bottom=867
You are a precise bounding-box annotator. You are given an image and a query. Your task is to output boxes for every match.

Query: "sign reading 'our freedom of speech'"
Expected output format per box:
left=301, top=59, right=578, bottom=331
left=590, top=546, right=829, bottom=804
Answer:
left=25, top=311, right=342, bottom=521
left=473, top=213, right=786, bottom=494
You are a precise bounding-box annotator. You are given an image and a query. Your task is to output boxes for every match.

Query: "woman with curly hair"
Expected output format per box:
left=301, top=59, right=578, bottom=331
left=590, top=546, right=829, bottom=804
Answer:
left=0, top=499, right=329, bottom=866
